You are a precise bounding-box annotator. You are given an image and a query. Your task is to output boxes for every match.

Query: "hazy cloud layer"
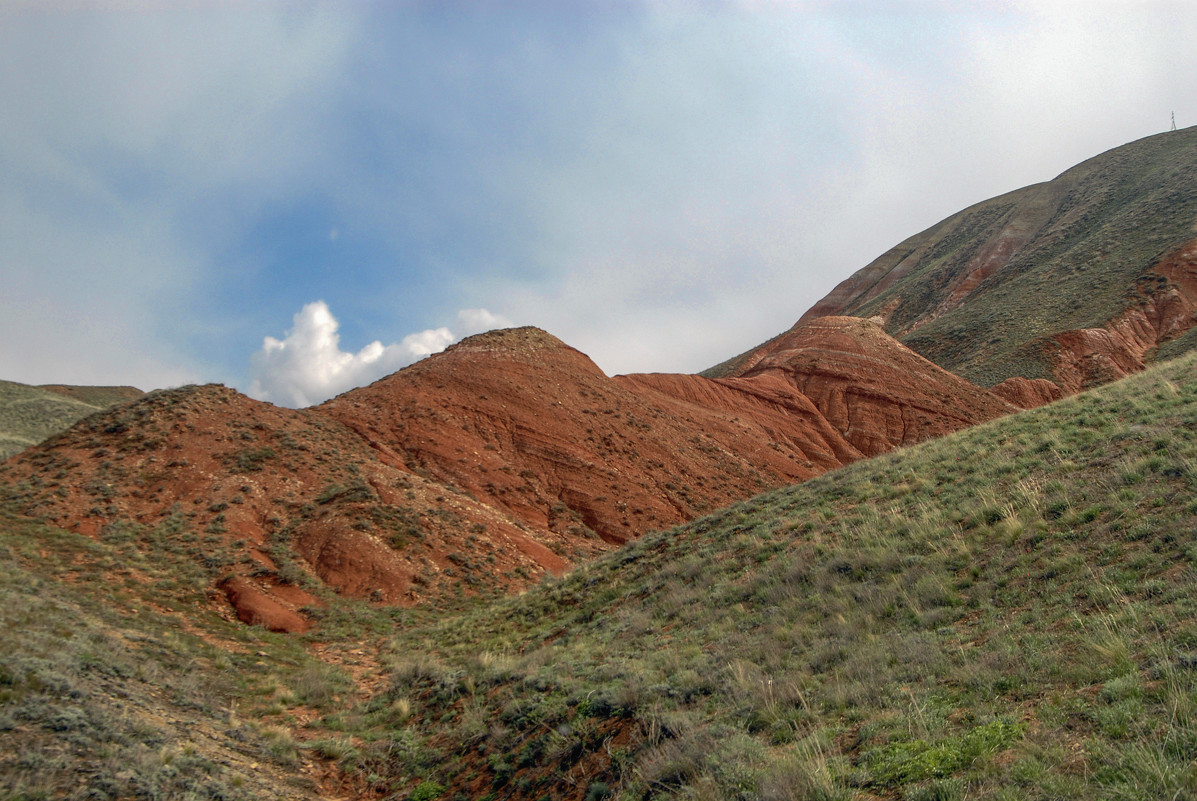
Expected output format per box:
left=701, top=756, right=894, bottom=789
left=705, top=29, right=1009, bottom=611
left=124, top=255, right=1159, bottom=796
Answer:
left=4, top=3, right=1197, bottom=391
left=248, top=301, right=511, bottom=408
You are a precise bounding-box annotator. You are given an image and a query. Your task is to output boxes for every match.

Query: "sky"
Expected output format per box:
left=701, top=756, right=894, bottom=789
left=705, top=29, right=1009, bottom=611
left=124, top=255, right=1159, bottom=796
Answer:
left=3, top=1, right=1196, bottom=407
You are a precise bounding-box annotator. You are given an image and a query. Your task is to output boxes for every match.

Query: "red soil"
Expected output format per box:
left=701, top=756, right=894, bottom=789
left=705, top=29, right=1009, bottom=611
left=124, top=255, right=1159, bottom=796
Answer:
left=1045, top=238, right=1197, bottom=392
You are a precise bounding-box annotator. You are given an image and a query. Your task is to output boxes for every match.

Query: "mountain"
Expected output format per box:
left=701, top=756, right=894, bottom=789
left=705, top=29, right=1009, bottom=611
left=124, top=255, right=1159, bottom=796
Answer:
left=714, top=127, right=1197, bottom=396
left=0, top=379, right=143, bottom=460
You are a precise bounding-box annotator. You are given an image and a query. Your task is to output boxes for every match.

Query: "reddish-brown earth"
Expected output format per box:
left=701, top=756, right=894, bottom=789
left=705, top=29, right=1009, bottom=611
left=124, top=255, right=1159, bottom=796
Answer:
left=709, top=316, right=1016, bottom=454
left=319, top=327, right=853, bottom=548
left=0, top=383, right=593, bottom=632
left=989, top=377, right=1066, bottom=409
left=2, top=322, right=1020, bottom=631
left=1043, top=238, right=1197, bottom=392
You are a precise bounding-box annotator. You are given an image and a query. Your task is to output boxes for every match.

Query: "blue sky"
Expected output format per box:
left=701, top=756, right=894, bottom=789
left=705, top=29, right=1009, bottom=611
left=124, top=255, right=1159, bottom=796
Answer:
left=3, top=1, right=1196, bottom=406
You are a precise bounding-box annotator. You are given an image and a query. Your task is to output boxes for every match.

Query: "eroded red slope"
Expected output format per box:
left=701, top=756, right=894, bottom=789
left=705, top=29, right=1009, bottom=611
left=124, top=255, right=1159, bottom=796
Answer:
left=0, top=383, right=598, bottom=632
left=2, top=323, right=1019, bottom=633
left=320, top=328, right=852, bottom=547
left=714, top=316, right=1016, bottom=454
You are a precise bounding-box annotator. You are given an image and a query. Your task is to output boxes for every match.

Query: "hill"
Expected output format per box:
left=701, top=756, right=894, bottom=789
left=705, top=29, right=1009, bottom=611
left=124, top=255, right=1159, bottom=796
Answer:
left=0, top=323, right=1012, bottom=631
left=0, top=381, right=607, bottom=633
left=0, top=380, right=143, bottom=460
left=3, top=349, right=1194, bottom=800
left=713, top=127, right=1197, bottom=395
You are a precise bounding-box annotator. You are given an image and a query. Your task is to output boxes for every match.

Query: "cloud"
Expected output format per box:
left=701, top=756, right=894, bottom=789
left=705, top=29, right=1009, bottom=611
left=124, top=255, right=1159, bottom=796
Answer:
left=247, top=301, right=511, bottom=408
left=0, top=5, right=358, bottom=388
left=8, top=3, right=1197, bottom=390
left=457, top=308, right=514, bottom=336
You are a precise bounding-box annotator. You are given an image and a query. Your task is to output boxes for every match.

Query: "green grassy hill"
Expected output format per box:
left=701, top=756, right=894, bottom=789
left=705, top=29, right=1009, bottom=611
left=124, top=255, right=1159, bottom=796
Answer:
left=0, top=381, right=143, bottom=461
left=2, top=354, right=1196, bottom=800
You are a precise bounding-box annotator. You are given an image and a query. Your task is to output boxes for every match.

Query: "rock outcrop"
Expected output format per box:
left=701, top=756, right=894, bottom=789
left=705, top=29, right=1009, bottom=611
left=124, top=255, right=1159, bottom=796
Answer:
left=710, top=317, right=1016, bottom=455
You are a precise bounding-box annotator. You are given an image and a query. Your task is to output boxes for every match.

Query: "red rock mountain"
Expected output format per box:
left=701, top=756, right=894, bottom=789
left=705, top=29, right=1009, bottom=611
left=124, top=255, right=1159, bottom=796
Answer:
left=1, top=321, right=1014, bottom=631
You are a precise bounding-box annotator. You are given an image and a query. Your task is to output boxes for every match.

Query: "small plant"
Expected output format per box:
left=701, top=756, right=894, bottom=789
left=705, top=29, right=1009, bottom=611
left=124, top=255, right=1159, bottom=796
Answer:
left=410, top=779, right=444, bottom=801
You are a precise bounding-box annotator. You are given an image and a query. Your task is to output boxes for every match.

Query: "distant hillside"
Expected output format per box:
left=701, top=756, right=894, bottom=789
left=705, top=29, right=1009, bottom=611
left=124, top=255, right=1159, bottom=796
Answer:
left=0, top=380, right=142, bottom=460
left=38, top=384, right=143, bottom=408
left=715, top=127, right=1197, bottom=395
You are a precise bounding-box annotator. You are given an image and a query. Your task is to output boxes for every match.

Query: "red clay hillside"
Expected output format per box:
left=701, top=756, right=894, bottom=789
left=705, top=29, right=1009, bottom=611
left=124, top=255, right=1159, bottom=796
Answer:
left=1, top=322, right=1016, bottom=632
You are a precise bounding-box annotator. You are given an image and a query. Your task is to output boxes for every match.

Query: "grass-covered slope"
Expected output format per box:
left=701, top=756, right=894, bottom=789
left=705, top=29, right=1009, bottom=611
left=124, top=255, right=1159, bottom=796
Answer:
left=0, top=380, right=142, bottom=460
left=0, top=511, right=336, bottom=800
left=356, top=352, right=1197, bottom=801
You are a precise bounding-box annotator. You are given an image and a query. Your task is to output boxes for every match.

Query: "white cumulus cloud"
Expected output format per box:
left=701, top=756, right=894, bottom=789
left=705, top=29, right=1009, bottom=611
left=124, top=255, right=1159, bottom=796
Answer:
left=248, top=301, right=511, bottom=408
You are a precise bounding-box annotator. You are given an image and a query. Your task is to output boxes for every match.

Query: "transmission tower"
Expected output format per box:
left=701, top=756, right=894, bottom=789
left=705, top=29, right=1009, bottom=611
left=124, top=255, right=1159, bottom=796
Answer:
left=1172, top=111, right=1177, bottom=131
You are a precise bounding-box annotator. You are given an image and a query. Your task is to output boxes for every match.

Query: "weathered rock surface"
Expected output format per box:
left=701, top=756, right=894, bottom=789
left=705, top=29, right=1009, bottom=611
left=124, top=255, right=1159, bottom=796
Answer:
left=989, top=377, right=1066, bottom=409
left=320, top=328, right=847, bottom=547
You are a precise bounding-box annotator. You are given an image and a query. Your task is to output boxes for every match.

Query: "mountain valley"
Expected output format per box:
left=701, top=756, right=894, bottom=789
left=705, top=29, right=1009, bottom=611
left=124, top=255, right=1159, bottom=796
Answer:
left=3, top=128, right=1197, bottom=800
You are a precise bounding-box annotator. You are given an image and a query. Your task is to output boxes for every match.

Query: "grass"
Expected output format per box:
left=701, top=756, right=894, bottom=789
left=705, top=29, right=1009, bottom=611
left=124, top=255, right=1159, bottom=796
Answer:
left=337, top=351, right=1197, bottom=800
left=0, top=508, right=377, bottom=800
left=0, top=380, right=104, bottom=460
